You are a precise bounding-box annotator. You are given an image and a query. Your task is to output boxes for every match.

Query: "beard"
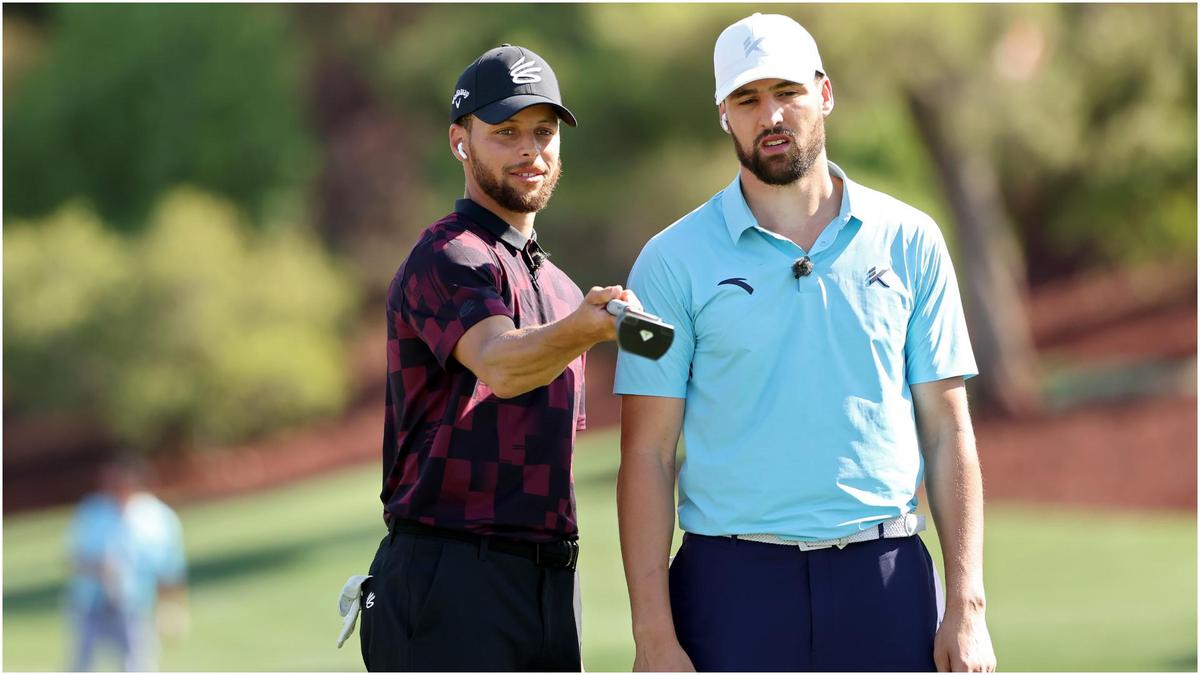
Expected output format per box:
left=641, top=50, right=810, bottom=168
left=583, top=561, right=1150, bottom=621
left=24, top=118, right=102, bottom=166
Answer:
left=469, top=146, right=562, bottom=214
left=732, top=116, right=825, bottom=186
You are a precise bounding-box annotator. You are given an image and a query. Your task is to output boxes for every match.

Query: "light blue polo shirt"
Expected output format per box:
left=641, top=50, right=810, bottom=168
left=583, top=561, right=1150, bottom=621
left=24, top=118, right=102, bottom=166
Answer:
left=614, top=162, right=977, bottom=541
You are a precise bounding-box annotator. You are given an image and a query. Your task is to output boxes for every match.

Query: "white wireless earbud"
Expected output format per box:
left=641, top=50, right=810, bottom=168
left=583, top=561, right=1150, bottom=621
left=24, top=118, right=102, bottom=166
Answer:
left=720, top=113, right=731, bottom=134
left=456, top=141, right=468, bottom=159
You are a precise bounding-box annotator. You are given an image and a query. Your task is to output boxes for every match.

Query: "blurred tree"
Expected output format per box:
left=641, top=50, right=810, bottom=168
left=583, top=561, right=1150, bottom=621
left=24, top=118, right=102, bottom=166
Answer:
left=356, top=4, right=744, bottom=288
left=3, top=4, right=316, bottom=232
left=3, top=204, right=134, bottom=415
left=992, top=5, right=1197, bottom=278
left=2, top=11, right=49, bottom=97
left=291, top=5, right=427, bottom=299
left=4, top=190, right=355, bottom=453
left=5, top=4, right=1192, bottom=424
left=806, top=4, right=1196, bottom=415
left=323, top=3, right=1193, bottom=417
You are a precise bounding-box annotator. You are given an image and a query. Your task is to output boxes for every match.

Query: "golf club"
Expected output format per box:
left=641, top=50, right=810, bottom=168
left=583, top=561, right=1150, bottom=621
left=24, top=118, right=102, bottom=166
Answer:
left=605, top=299, right=674, bottom=360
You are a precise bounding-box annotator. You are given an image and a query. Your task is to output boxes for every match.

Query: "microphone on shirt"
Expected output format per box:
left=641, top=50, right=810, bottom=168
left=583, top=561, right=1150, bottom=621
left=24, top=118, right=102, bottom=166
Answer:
left=792, top=256, right=814, bottom=278
left=528, top=242, right=549, bottom=277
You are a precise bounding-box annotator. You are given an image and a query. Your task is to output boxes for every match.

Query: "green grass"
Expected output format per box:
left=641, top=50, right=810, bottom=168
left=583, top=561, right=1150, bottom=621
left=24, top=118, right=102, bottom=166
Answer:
left=5, top=430, right=1196, bottom=671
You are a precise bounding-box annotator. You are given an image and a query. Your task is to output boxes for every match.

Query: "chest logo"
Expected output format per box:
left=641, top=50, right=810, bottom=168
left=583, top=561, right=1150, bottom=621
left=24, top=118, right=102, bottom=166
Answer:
left=717, top=277, right=754, bottom=295
left=866, top=266, right=892, bottom=288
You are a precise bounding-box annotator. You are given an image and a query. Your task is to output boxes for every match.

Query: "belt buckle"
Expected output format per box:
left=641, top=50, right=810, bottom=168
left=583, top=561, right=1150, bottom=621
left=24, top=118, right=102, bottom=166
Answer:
left=794, top=539, right=835, bottom=552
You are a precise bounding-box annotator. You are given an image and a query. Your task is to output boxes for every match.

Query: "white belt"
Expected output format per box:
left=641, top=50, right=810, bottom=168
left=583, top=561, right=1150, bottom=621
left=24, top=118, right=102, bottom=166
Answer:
left=736, top=513, right=926, bottom=551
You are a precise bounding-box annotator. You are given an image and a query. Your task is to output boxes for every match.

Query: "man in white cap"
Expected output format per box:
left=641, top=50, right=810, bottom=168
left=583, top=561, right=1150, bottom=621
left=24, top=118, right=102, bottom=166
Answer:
left=614, top=13, right=996, bottom=671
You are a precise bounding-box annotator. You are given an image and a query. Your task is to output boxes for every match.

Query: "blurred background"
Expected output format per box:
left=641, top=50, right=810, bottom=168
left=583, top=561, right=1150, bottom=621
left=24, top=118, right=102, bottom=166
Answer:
left=3, top=3, right=1196, bottom=671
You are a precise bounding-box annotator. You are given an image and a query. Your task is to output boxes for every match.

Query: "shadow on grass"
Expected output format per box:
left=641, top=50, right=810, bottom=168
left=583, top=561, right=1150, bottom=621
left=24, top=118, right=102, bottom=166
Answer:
left=1164, top=650, right=1198, bottom=671
left=4, top=522, right=384, bottom=617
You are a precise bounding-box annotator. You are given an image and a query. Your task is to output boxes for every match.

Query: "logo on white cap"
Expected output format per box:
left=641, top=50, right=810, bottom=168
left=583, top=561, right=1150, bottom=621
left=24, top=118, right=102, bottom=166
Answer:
left=713, top=13, right=825, bottom=104
left=509, top=57, right=543, bottom=85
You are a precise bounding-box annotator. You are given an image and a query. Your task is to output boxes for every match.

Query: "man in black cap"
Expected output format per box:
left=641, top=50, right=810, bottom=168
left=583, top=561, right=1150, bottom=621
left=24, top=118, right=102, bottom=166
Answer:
left=352, top=44, right=635, bottom=671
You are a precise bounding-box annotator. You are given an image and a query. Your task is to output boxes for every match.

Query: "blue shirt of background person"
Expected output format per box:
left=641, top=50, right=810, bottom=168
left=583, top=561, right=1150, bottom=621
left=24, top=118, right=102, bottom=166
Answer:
left=67, top=492, right=186, bottom=617
left=614, top=161, right=977, bottom=541
left=65, top=459, right=187, bottom=671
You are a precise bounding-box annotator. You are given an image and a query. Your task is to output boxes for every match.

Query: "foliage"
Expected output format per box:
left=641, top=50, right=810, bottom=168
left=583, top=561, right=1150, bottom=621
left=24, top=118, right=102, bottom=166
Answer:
left=347, top=4, right=1195, bottom=283
left=3, top=4, right=315, bottom=232
left=5, top=4, right=1193, bottom=283
left=3, top=190, right=355, bottom=451
left=805, top=4, right=1197, bottom=274
left=2, top=4, right=1195, bottom=449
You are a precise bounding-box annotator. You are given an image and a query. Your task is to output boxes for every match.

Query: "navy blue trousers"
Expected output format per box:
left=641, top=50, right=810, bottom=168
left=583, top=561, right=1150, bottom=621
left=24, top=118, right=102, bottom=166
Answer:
left=669, top=533, right=939, bottom=672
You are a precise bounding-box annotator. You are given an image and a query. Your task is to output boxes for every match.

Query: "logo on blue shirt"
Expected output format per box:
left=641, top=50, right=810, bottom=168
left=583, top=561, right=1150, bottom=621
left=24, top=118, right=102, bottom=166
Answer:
left=717, top=277, right=754, bottom=294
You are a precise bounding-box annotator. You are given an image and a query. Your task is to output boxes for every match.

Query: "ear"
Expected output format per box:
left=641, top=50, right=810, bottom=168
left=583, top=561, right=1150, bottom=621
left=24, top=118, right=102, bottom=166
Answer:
left=717, top=103, right=731, bottom=134
left=448, top=125, right=468, bottom=163
left=819, top=75, right=835, bottom=117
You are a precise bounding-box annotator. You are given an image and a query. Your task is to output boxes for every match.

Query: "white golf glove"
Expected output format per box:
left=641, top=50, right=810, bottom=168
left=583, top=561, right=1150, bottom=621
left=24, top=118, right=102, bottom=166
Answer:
left=335, top=574, right=372, bottom=648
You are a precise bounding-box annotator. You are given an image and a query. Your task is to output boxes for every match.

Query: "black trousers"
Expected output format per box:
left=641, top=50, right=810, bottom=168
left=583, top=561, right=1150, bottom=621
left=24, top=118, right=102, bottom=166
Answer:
left=359, top=528, right=582, bottom=672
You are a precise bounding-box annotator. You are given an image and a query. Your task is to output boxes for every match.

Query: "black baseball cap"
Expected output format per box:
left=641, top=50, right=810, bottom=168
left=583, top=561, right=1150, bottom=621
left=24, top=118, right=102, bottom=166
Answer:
left=449, top=44, right=578, bottom=127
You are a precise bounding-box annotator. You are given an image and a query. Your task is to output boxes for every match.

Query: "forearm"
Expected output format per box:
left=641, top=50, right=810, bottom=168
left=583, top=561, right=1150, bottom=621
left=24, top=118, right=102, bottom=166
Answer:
left=925, top=422, right=987, bottom=611
left=476, top=316, right=595, bottom=397
left=158, top=583, right=187, bottom=603
left=617, top=450, right=679, bottom=644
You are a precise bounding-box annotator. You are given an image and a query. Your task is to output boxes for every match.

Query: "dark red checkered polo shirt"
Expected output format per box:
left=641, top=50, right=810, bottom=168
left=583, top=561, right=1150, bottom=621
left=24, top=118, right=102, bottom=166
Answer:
left=380, top=198, right=587, bottom=543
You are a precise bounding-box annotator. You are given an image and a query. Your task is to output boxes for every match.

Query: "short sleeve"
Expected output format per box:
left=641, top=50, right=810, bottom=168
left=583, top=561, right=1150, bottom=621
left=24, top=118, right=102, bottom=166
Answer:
left=904, top=222, right=978, bottom=384
left=613, top=245, right=694, bottom=398
left=68, top=496, right=116, bottom=563
left=398, top=233, right=514, bottom=368
left=67, top=499, right=101, bottom=561
left=576, top=351, right=587, bottom=431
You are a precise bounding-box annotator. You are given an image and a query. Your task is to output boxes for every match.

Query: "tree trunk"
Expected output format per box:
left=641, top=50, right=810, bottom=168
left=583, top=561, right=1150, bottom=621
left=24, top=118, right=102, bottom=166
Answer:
left=906, top=86, right=1042, bottom=418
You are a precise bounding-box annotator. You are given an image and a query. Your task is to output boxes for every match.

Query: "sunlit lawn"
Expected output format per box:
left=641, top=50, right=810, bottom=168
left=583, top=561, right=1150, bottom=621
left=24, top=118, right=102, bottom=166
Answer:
left=4, top=430, right=1195, bottom=671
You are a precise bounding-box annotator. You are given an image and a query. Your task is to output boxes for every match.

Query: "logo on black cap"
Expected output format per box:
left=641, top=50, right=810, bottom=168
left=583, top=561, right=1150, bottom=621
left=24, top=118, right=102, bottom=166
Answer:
left=508, top=57, right=542, bottom=84
left=448, top=45, right=577, bottom=127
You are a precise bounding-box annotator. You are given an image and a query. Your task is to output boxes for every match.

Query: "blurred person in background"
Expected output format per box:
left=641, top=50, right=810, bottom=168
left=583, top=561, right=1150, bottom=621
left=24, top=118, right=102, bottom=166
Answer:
left=65, top=456, right=188, bottom=672
left=614, top=13, right=995, bottom=672
left=345, top=44, right=638, bottom=671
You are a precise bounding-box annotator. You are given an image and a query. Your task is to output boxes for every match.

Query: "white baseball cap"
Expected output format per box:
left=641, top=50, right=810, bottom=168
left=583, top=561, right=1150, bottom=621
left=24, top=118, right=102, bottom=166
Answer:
left=713, top=13, right=825, bottom=105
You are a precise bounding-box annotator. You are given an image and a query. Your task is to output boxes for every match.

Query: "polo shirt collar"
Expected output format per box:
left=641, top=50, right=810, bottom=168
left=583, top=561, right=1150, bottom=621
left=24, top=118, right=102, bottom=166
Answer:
left=721, top=161, right=865, bottom=245
left=454, top=198, right=532, bottom=251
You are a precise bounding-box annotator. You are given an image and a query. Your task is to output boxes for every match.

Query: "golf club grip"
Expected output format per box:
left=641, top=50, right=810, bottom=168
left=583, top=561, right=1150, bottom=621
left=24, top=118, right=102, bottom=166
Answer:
left=607, top=299, right=671, bottom=326
left=605, top=299, right=630, bottom=317
left=607, top=299, right=664, bottom=320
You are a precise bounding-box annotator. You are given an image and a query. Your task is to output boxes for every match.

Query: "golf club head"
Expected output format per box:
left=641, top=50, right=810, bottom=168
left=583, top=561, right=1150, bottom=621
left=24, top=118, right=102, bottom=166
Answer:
left=606, top=299, right=675, bottom=360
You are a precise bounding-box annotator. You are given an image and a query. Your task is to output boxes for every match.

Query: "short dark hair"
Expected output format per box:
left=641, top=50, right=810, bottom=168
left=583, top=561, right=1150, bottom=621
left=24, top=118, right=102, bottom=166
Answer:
left=454, top=114, right=473, bottom=130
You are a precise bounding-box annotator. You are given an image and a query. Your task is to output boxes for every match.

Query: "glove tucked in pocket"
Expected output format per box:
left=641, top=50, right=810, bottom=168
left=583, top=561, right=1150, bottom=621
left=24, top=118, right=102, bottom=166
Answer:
left=335, top=574, right=372, bottom=648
